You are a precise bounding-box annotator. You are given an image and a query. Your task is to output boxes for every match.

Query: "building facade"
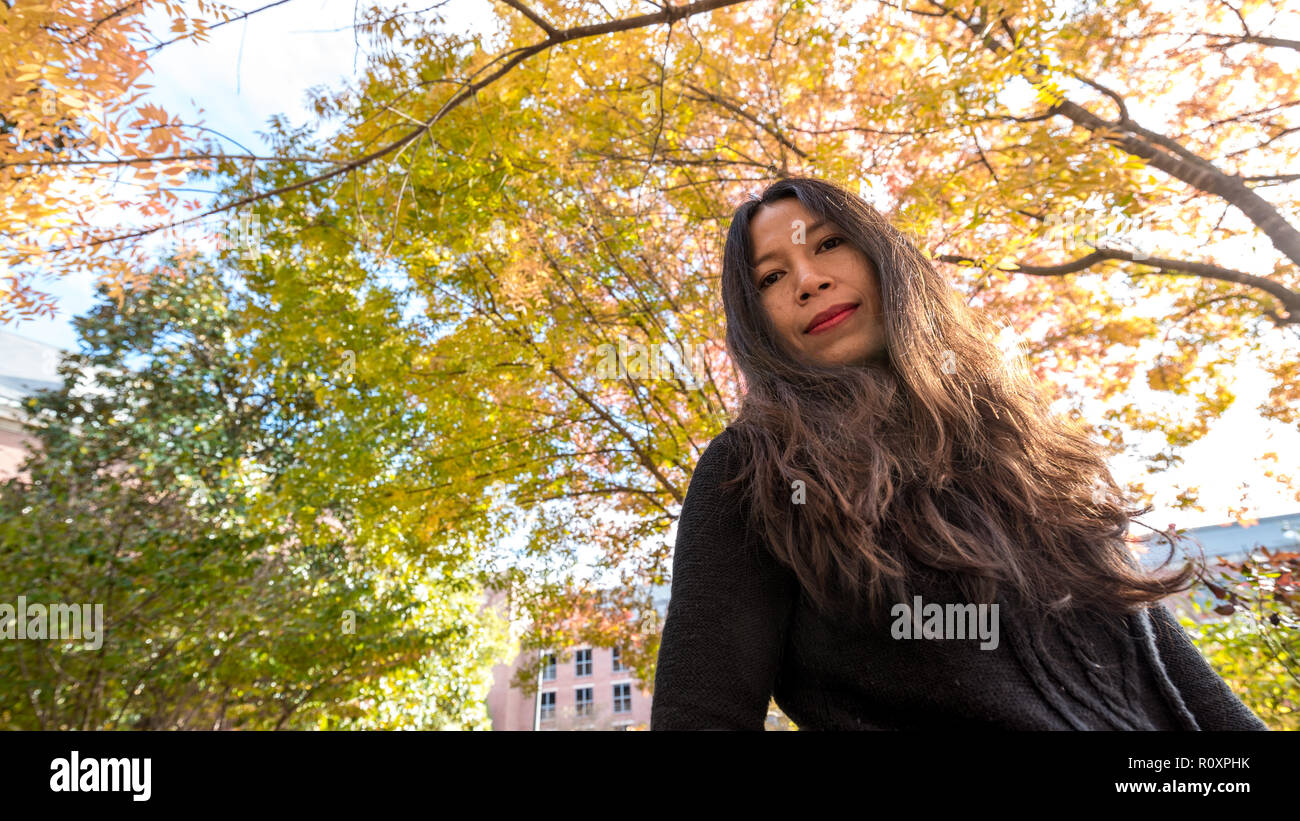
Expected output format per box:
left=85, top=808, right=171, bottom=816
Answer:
left=0, top=329, right=65, bottom=481
left=484, top=584, right=670, bottom=731
left=488, top=642, right=653, bottom=731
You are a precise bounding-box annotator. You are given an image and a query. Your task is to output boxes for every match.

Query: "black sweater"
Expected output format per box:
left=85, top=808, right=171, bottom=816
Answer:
left=650, top=427, right=1269, bottom=730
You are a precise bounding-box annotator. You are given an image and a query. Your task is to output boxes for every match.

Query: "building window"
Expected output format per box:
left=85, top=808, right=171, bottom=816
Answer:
left=576, top=687, right=593, bottom=716
left=613, top=683, right=631, bottom=713
left=541, top=653, right=556, bottom=681
left=612, top=647, right=626, bottom=672
left=575, top=648, right=592, bottom=677
left=540, top=691, right=555, bottom=721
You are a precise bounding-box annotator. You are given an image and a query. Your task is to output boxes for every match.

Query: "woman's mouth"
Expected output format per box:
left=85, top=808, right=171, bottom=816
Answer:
left=805, top=303, right=860, bottom=335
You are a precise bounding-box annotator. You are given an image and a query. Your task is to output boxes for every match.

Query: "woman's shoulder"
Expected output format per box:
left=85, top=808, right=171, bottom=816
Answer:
left=683, top=426, right=750, bottom=500
left=693, top=425, right=745, bottom=479
left=712, top=424, right=741, bottom=453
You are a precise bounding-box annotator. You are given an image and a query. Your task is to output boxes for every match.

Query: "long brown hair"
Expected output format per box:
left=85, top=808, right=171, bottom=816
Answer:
left=718, top=176, right=1193, bottom=627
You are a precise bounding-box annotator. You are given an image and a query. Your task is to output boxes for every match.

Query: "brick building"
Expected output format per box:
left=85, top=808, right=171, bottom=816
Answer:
left=483, top=584, right=670, bottom=731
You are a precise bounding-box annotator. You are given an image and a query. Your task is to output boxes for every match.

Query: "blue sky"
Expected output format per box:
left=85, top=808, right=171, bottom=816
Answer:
left=6, top=0, right=1298, bottom=533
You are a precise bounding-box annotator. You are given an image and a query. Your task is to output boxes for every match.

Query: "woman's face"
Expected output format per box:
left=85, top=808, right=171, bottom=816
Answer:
left=748, top=198, right=886, bottom=367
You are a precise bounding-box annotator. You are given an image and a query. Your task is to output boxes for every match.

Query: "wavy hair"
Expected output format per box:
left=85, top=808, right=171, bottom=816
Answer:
left=718, top=176, right=1194, bottom=627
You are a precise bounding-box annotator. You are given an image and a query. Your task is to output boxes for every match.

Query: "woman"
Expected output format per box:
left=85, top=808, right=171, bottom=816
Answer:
left=649, top=176, right=1267, bottom=731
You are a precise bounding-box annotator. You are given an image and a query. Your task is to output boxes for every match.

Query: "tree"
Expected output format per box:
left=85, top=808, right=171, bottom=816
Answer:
left=231, top=0, right=1289, bottom=680
left=0, top=254, right=511, bottom=730
left=0, top=0, right=293, bottom=321
left=9, top=0, right=1295, bottom=723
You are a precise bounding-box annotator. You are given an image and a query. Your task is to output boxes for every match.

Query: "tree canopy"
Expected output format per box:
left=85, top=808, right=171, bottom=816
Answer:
left=2, top=0, right=1297, bottom=723
left=0, top=256, right=512, bottom=729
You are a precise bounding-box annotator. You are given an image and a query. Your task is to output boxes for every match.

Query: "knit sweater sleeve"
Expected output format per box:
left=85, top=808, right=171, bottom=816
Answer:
left=1145, top=603, right=1269, bottom=730
left=650, top=430, right=796, bottom=730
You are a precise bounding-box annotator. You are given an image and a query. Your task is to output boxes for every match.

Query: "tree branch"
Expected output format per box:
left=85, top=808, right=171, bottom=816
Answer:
left=144, top=0, right=297, bottom=54
left=923, top=0, right=1300, bottom=273
left=0, top=153, right=341, bottom=170
left=45, top=0, right=754, bottom=257
left=936, top=248, right=1300, bottom=326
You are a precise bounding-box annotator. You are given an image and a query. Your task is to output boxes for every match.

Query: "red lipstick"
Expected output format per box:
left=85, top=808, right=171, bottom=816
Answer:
left=805, top=303, right=859, bottom=334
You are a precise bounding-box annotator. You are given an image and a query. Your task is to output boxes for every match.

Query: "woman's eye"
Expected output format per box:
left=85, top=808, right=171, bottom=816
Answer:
left=756, top=239, right=841, bottom=289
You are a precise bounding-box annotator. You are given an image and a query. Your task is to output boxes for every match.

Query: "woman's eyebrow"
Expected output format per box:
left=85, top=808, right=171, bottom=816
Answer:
left=751, top=218, right=829, bottom=268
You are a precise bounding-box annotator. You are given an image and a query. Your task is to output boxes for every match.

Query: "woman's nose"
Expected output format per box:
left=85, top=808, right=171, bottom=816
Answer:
left=797, top=274, right=832, bottom=300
